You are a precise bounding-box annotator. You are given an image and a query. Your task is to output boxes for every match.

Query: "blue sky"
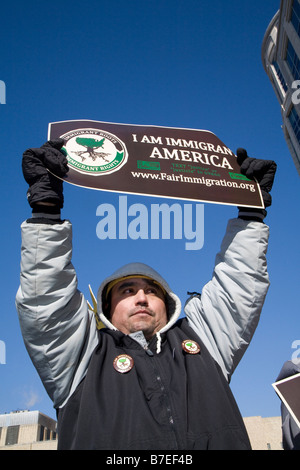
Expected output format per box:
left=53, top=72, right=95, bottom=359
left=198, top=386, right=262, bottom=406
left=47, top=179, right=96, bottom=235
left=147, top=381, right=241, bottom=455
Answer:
left=0, top=0, right=299, bottom=423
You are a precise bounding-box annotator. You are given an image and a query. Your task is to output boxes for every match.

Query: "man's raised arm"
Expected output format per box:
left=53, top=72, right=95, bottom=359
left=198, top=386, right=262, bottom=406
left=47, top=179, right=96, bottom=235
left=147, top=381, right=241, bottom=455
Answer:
left=16, top=140, right=98, bottom=408
left=185, top=149, right=277, bottom=381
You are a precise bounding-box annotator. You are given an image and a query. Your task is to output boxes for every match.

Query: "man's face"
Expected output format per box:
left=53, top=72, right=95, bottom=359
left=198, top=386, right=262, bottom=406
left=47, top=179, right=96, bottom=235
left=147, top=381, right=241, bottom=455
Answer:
left=109, top=277, right=167, bottom=340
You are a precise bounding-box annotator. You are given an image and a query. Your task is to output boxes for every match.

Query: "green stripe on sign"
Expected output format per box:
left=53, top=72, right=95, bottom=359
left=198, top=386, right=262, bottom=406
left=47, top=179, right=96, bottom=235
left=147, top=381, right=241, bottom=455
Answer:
left=137, top=160, right=161, bottom=170
left=229, top=172, right=251, bottom=181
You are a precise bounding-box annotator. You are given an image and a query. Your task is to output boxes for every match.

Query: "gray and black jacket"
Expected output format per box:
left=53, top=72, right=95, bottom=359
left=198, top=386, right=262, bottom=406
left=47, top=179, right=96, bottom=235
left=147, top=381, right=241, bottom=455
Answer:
left=16, top=217, right=270, bottom=449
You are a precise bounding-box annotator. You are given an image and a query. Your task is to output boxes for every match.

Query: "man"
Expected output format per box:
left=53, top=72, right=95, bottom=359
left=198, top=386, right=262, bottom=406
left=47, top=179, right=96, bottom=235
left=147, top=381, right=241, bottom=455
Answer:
left=16, top=139, right=276, bottom=450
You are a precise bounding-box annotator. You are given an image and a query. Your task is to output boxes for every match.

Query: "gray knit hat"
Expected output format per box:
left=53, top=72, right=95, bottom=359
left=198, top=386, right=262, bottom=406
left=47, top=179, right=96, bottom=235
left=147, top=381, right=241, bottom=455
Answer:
left=97, top=262, right=182, bottom=334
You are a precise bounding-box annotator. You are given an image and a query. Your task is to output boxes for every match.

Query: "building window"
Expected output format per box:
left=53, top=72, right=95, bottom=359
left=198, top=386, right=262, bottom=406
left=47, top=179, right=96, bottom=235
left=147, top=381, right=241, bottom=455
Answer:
left=38, top=425, right=54, bottom=441
left=272, top=61, right=288, bottom=92
left=286, top=40, right=300, bottom=81
left=5, top=425, right=20, bottom=445
left=291, top=0, right=300, bottom=35
left=288, top=106, right=300, bottom=144
left=288, top=130, right=300, bottom=159
left=39, top=424, right=45, bottom=441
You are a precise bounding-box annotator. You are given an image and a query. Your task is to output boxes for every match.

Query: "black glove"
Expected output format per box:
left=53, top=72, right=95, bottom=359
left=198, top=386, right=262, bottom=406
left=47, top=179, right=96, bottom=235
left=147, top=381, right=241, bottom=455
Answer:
left=22, top=139, right=68, bottom=209
left=236, top=148, right=277, bottom=208
left=236, top=148, right=277, bottom=221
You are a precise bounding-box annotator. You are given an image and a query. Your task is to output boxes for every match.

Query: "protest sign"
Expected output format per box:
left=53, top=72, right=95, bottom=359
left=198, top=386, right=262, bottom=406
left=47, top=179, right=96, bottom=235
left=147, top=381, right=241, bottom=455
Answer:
left=48, top=119, right=264, bottom=208
left=272, top=373, right=300, bottom=429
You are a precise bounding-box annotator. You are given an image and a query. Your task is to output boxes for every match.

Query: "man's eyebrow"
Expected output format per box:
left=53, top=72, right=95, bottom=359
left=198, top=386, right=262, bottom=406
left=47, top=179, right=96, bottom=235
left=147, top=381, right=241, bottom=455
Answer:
left=116, top=281, right=135, bottom=290
left=116, top=279, right=162, bottom=292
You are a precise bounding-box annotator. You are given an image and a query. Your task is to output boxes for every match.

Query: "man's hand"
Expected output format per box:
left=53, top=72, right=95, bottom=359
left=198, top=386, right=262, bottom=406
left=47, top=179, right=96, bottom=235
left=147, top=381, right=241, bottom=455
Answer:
left=22, top=139, right=69, bottom=209
left=236, top=148, right=277, bottom=208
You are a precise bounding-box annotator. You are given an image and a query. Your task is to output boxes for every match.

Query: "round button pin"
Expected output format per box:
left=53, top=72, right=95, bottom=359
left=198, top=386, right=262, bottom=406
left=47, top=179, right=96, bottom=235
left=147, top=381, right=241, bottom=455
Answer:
left=182, top=340, right=201, bottom=354
left=113, top=354, right=134, bottom=373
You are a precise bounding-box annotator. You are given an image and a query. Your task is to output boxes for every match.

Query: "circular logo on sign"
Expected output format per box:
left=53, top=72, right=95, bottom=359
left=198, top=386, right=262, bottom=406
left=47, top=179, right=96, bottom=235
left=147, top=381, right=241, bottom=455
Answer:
left=61, top=128, right=128, bottom=176
left=113, top=354, right=134, bottom=374
left=182, top=340, right=201, bottom=355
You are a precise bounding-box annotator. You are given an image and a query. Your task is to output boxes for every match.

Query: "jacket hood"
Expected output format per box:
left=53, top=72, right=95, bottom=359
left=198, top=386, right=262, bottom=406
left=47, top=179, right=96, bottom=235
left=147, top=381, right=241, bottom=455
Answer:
left=97, top=262, right=182, bottom=335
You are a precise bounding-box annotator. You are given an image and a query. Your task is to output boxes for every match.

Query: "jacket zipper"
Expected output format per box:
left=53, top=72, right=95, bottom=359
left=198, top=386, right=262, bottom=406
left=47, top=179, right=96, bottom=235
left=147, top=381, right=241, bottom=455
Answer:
left=144, top=346, right=179, bottom=449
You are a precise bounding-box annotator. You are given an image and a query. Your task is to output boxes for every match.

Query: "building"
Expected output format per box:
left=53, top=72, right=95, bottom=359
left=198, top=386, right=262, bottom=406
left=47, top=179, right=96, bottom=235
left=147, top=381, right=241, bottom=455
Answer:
left=262, top=0, right=300, bottom=175
left=0, top=410, right=57, bottom=450
left=0, top=409, right=283, bottom=450
left=244, top=416, right=283, bottom=450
